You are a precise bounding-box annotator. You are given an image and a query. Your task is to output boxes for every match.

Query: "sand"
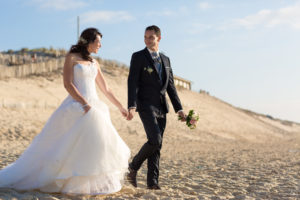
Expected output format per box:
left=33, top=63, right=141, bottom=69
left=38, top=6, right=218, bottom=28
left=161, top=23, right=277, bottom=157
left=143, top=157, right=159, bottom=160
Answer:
left=0, top=67, right=300, bottom=199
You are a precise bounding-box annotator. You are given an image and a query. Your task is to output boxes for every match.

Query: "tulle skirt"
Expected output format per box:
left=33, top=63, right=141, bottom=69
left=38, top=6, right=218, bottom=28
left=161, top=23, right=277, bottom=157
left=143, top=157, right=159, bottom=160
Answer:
left=0, top=96, right=131, bottom=195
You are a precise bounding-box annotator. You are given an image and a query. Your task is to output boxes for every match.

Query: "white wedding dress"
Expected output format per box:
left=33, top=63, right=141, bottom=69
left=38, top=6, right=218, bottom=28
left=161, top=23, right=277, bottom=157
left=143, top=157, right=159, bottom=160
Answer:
left=0, top=62, right=131, bottom=195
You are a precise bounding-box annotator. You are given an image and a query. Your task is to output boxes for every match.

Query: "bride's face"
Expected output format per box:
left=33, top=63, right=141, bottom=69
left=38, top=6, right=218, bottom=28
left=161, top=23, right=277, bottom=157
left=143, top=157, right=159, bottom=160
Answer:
left=88, top=35, right=102, bottom=54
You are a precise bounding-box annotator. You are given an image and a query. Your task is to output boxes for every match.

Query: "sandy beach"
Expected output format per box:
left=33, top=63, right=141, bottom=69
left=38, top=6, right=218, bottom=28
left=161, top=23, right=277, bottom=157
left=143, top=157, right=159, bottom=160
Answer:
left=0, top=67, right=300, bottom=199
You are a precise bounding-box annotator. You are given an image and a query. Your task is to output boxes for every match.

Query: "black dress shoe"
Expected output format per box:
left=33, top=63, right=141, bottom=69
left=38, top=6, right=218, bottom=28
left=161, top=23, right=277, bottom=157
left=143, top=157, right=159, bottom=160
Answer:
left=127, top=166, right=137, bottom=187
left=147, top=185, right=161, bottom=190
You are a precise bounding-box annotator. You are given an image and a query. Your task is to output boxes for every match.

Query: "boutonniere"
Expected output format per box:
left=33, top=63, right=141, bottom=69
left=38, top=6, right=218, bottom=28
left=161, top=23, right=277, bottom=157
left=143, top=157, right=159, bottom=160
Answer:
left=144, top=67, right=153, bottom=74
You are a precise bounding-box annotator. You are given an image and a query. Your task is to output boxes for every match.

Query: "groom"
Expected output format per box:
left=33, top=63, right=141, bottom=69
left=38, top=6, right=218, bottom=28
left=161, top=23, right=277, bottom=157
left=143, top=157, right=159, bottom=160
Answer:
left=127, top=25, right=186, bottom=189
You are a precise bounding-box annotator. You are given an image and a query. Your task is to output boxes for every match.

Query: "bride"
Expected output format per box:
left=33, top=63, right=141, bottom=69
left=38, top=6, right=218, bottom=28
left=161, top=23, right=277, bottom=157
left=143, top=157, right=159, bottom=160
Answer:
left=0, top=28, right=131, bottom=195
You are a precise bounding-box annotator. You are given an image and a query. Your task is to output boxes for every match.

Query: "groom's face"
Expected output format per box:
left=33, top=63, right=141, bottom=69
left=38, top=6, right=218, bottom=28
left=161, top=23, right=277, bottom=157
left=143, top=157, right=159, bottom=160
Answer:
left=144, top=30, right=161, bottom=50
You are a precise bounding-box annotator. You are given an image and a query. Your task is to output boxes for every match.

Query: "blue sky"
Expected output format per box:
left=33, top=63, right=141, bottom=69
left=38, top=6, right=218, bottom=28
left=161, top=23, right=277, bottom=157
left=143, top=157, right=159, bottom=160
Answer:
left=1, top=0, right=299, bottom=122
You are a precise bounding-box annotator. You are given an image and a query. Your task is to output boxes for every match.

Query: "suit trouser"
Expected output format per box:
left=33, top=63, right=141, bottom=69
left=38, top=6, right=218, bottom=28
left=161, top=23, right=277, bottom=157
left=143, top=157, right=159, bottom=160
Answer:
left=130, top=110, right=166, bottom=186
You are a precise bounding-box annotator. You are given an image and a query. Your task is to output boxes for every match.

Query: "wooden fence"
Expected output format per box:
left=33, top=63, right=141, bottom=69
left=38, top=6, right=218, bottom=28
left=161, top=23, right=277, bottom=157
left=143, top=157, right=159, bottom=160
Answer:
left=0, top=58, right=65, bottom=79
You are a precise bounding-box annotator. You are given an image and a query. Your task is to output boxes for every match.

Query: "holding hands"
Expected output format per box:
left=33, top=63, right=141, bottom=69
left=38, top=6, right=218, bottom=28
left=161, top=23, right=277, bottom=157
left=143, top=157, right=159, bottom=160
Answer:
left=127, top=108, right=136, bottom=121
left=119, top=106, right=129, bottom=118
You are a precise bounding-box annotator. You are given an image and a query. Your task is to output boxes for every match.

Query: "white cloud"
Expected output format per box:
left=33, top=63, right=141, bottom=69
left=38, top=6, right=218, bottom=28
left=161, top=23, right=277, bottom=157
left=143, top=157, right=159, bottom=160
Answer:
left=232, top=3, right=300, bottom=30
left=32, top=0, right=87, bottom=10
left=197, top=2, right=212, bottom=10
left=81, top=11, right=134, bottom=24
left=187, top=23, right=212, bottom=35
left=146, top=6, right=189, bottom=18
left=178, top=6, right=189, bottom=15
left=146, top=6, right=191, bottom=17
left=146, top=10, right=175, bottom=17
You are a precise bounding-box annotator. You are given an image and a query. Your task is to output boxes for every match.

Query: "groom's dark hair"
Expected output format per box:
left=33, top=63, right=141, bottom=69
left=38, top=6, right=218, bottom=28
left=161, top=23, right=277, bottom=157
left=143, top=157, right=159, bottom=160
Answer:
left=145, top=25, right=161, bottom=37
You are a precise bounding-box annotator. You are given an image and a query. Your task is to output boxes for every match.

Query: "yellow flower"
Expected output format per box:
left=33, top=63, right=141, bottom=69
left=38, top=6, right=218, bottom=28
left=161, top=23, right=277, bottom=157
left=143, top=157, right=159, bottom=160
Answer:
left=147, top=68, right=153, bottom=74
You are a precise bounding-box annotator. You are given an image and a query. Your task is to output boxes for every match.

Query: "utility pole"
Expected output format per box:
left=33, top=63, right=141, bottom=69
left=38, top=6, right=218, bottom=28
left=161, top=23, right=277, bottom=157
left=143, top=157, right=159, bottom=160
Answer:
left=77, top=16, right=80, bottom=39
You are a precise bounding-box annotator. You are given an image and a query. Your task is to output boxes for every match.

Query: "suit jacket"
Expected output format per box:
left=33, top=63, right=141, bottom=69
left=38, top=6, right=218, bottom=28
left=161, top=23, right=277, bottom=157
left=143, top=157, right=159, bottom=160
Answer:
left=128, top=47, right=182, bottom=114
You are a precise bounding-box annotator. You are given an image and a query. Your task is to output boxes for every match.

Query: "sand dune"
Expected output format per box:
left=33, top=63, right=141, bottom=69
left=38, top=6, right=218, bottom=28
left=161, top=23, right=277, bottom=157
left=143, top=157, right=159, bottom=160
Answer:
left=0, top=67, right=300, bottom=199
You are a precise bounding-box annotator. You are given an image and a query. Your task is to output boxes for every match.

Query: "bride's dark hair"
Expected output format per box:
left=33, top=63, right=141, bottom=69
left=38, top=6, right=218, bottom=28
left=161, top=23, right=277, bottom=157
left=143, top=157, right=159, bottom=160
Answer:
left=69, top=28, right=102, bottom=62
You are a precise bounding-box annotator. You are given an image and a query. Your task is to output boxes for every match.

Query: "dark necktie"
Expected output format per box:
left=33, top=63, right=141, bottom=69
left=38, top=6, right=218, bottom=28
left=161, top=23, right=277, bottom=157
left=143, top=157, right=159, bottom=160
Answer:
left=151, top=52, right=162, bottom=80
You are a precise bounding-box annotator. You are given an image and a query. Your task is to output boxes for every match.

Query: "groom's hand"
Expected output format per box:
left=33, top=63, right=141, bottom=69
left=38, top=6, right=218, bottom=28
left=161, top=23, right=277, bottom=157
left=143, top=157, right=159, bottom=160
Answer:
left=127, top=108, right=136, bottom=120
left=178, top=110, right=186, bottom=122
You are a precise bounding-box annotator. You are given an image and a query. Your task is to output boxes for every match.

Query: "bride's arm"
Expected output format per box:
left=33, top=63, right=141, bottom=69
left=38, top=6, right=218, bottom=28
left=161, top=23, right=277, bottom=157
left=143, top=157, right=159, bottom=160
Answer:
left=95, top=61, right=127, bottom=116
left=63, top=53, right=89, bottom=108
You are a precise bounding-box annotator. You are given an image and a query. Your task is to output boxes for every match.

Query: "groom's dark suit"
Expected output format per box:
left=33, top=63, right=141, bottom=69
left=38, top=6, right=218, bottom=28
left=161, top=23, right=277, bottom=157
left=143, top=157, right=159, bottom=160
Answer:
left=128, top=47, right=182, bottom=187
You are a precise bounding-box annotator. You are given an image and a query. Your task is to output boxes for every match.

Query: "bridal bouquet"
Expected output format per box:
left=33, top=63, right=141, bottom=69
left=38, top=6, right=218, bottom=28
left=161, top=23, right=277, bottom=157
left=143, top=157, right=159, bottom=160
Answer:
left=178, top=110, right=199, bottom=129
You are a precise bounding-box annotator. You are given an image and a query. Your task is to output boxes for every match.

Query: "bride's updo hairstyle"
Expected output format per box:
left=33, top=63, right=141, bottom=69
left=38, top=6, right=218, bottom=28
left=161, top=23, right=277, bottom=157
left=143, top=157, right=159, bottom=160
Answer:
left=69, top=28, right=102, bottom=62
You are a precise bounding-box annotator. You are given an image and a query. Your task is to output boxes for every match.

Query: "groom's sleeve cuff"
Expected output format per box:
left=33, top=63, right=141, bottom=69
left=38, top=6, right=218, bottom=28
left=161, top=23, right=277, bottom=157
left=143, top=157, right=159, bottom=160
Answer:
left=129, top=107, right=136, bottom=110
left=176, top=109, right=183, bottom=113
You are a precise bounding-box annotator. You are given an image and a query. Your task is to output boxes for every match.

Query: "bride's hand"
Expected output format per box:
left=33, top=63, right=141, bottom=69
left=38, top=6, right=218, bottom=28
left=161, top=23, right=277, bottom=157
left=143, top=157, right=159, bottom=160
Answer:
left=119, top=106, right=128, bottom=118
left=83, top=104, right=91, bottom=113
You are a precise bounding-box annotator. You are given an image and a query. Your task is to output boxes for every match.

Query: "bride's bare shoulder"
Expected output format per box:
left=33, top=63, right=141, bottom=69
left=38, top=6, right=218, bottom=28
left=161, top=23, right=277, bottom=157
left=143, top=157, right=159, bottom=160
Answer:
left=66, top=52, right=80, bottom=60
left=65, top=53, right=81, bottom=66
left=93, top=58, right=101, bottom=68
